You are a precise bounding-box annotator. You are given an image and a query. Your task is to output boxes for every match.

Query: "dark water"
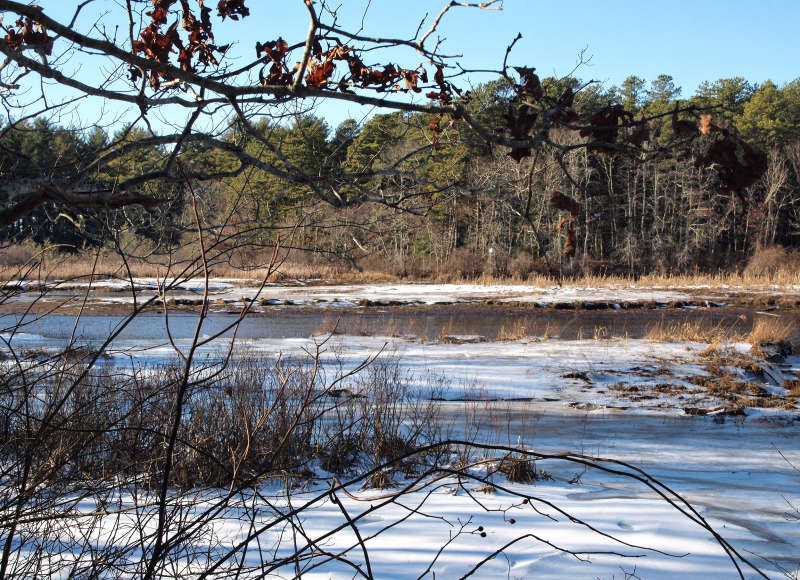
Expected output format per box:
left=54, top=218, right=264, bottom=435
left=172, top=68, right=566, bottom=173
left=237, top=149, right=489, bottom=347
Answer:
left=2, top=304, right=798, bottom=343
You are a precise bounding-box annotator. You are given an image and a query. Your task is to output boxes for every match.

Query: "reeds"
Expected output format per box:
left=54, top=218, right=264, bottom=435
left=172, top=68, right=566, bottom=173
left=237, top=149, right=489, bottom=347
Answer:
left=5, top=242, right=800, bottom=288
left=747, top=317, right=796, bottom=346
left=646, top=315, right=797, bottom=357
left=495, top=319, right=529, bottom=341
left=645, top=319, right=741, bottom=344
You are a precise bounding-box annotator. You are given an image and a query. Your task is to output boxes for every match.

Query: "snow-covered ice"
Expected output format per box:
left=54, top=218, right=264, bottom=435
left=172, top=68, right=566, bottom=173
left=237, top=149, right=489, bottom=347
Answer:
left=2, top=280, right=799, bottom=578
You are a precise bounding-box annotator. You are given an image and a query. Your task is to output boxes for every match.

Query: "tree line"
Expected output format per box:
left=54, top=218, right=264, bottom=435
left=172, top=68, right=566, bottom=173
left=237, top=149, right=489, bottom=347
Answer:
left=1, top=73, right=798, bottom=277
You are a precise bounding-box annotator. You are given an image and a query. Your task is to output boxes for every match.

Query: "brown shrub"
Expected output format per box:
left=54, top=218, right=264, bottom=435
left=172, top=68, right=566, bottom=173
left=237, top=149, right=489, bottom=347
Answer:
left=449, top=248, right=484, bottom=279
left=0, top=240, right=38, bottom=267
left=498, top=457, right=539, bottom=483
left=743, top=245, right=800, bottom=281
left=361, top=470, right=397, bottom=489
left=507, top=252, right=540, bottom=279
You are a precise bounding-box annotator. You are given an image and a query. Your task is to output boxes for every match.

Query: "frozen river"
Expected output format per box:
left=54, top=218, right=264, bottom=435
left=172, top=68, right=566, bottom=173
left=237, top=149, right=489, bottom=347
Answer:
left=1, top=285, right=799, bottom=578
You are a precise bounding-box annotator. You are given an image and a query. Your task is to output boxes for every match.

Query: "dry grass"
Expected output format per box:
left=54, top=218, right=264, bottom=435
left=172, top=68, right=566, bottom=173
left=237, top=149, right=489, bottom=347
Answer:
left=540, top=320, right=568, bottom=341
left=689, top=373, right=765, bottom=397
left=497, top=269, right=800, bottom=290
left=699, top=344, right=764, bottom=375
left=785, top=380, right=800, bottom=398
left=495, top=319, right=529, bottom=341
left=361, top=470, right=397, bottom=490
left=0, top=246, right=398, bottom=284
left=437, top=317, right=457, bottom=343
left=4, top=241, right=800, bottom=289
left=686, top=344, right=795, bottom=409
left=747, top=317, right=796, bottom=346
left=645, top=320, right=742, bottom=344
left=648, top=317, right=797, bottom=367
left=498, top=457, right=538, bottom=483
left=688, top=366, right=786, bottom=409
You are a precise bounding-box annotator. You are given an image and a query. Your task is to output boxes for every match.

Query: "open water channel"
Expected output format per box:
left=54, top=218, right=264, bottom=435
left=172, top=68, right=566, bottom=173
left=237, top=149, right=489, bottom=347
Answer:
left=2, top=303, right=795, bottom=343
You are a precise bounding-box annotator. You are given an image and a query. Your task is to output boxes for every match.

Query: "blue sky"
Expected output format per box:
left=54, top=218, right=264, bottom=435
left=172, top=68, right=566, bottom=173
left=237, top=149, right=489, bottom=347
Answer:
left=32, top=0, right=800, bottom=131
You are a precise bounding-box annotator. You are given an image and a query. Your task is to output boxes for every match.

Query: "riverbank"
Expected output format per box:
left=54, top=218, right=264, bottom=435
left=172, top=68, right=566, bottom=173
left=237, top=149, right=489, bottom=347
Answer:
left=3, top=277, right=800, bottom=316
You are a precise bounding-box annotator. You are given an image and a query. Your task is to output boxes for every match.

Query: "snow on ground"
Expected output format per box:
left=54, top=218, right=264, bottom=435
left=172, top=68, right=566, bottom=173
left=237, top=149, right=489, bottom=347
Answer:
left=0, top=329, right=706, bottom=405
left=242, top=472, right=791, bottom=579
left=242, top=282, right=691, bottom=307
left=14, top=436, right=798, bottom=579
left=3, top=326, right=796, bottom=414
left=57, top=472, right=786, bottom=579
left=4, top=329, right=799, bottom=576
left=7, top=276, right=800, bottom=310
left=5, top=277, right=697, bottom=308
left=2, top=283, right=799, bottom=577
left=95, top=333, right=791, bottom=414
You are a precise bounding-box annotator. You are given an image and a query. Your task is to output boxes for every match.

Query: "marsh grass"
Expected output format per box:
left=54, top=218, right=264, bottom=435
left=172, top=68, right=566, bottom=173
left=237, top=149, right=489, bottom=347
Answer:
left=0, top=244, right=393, bottom=285
left=5, top=243, right=800, bottom=289
left=688, top=343, right=795, bottom=408
left=688, top=368, right=786, bottom=409
left=437, top=317, right=457, bottom=342
left=593, top=325, right=610, bottom=341
left=497, top=457, right=537, bottom=483
left=314, top=315, right=402, bottom=338
left=646, top=316, right=798, bottom=353
left=747, top=317, right=797, bottom=347
left=785, top=380, right=800, bottom=398
left=645, top=319, right=743, bottom=344
left=495, top=319, right=529, bottom=341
